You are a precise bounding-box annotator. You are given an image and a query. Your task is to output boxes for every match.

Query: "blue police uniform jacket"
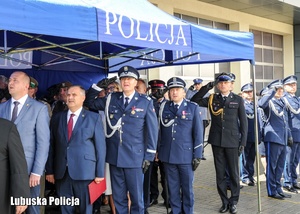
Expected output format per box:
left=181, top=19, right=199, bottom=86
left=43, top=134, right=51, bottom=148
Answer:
left=244, top=99, right=255, bottom=143
left=85, top=88, right=158, bottom=168
left=258, top=90, right=290, bottom=145
left=282, top=92, right=300, bottom=142
left=158, top=99, right=203, bottom=164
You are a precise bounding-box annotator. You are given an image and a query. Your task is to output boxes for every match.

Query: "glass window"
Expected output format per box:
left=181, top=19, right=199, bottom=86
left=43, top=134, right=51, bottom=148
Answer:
left=264, top=66, right=273, bottom=79
left=274, top=50, right=283, bottom=64
left=263, top=32, right=272, bottom=46
left=274, top=66, right=283, bottom=79
left=182, top=14, right=198, bottom=24
left=251, top=29, right=283, bottom=87
left=252, top=30, right=262, bottom=45
left=273, top=34, right=283, bottom=48
left=263, top=49, right=273, bottom=63
left=198, top=18, right=213, bottom=27
left=255, top=47, right=262, bottom=62
left=255, top=65, right=263, bottom=79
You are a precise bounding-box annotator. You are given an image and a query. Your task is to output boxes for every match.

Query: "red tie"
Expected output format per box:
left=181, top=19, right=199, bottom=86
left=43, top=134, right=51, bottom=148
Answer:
left=67, top=114, right=75, bottom=141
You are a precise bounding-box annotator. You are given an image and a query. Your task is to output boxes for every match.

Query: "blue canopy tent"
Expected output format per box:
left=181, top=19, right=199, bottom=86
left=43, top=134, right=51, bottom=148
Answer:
left=108, top=23, right=254, bottom=71
left=0, top=0, right=193, bottom=93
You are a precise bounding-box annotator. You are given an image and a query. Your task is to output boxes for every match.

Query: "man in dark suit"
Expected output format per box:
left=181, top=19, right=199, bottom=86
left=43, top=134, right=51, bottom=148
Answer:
left=0, top=71, right=50, bottom=214
left=158, top=77, right=203, bottom=214
left=191, top=73, right=247, bottom=214
left=46, top=85, right=106, bottom=213
left=85, top=66, right=158, bottom=214
left=0, top=118, right=30, bottom=214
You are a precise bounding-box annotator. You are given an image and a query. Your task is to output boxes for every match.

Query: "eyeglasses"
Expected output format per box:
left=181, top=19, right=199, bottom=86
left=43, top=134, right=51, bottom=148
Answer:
left=107, top=86, right=116, bottom=91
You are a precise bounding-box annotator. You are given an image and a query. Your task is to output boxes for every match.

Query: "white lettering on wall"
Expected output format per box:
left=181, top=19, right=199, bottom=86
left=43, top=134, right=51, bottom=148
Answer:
left=0, top=50, right=33, bottom=69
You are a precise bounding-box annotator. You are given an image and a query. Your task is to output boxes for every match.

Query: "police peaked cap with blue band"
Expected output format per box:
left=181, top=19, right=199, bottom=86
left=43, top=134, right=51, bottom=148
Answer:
left=148, top=79, right=166, bottom=89
left=215, top=72, right=234, bottom=82
left=193, top=78, right=203, bottom=84
left=283, top=75, right=297, bottom=85
left=118, top=66, right=140, bottom=79
left=167, top=77, right=186, bottom=89
left=267, top=79, right=283, bottom=89
left=259, top=87, right=269, bottom=96
left=241, top=83, right=253, bottom=92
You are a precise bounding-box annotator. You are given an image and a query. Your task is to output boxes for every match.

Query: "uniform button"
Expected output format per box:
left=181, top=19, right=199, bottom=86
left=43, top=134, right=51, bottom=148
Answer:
left=175, top=123, right=177, bottom=125
left=174, top=131, right=176, bottom=133
left=122, top=122, right=124, bottom=125
left=173, top=138, right=175, bottom=140
left=123, top=114, right=126, bottom=116
left=175, top=116, right=177, bottom=118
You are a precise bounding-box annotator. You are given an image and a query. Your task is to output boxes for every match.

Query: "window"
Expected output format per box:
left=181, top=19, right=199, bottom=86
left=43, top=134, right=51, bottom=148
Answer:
left=251, top=30, right=283, bottom=92
left=174, top=13, right=230, bottom=84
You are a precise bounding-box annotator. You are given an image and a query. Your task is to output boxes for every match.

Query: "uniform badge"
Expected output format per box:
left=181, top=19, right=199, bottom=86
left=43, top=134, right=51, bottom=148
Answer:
left=110, top=114, right=114, bottom=119
left=131, top=106, right=136, bottom=115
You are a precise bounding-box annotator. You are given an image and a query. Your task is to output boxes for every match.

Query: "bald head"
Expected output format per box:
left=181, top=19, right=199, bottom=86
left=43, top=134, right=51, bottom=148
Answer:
left=8, top=71, right=30, bottom=100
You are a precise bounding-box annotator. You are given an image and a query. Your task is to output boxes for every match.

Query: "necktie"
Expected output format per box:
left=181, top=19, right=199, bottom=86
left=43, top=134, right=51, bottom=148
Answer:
left=67, top=114, right=75, bottom=141
left=11, top=101, right=20, bottom=122
left=222, top=96, right=227, bottom=106
left=124, top=97, right=129, bottom=108
left=174, top=104, right=179, bottom=112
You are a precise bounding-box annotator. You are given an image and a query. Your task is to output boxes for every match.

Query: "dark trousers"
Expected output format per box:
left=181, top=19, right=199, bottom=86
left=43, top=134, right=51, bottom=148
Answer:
left=150, top=160, right=167, bottom=202
left=212, top=145, right=240, bottom=206
left=265, top=142, right=286, bottom=196
left=110, top=165, right=144, bottom=214
left=164, top=163, right=194, bottom=214
left=143, top=162, right=153, bottom=212
left=242, top=141, right=256, bottom=182
left=56, top=168, right=92, bottom=214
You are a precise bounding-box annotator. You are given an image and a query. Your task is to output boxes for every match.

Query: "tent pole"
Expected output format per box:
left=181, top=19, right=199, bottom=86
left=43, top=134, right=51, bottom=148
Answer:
left=250, top=63, right=262, bottom=213
left=4, top=30, right=7, bottom=53
left=100, top=41, right=103, bottom=59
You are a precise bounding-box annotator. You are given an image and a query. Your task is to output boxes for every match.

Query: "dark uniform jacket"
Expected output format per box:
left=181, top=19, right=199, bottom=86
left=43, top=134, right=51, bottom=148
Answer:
left=191, top=88, right=247, bottom=148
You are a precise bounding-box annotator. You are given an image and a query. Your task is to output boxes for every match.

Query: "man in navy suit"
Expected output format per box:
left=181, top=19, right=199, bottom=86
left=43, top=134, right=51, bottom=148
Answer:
left=259, top=80, right=292, bottom=200
left=158, top=77, right=203, bottom=214
left=0, top=71, right=50, bottom=214
left=46, top=85, right=106, bottom=213
left=85, top=66, right=158, bottom=214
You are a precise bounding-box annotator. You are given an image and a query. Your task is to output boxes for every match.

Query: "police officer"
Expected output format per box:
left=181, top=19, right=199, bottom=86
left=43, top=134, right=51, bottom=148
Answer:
left=191, top=73, right=247, bottom=214
left=158, top=77, right=203, bottom=214
left=147, top=80, right=168, bottom=207
left=258, top=79, right=292, bottom=200
left=84, top=66, right=158, bottom=214
left=186, top=78, right=210, bottom=160
left=240, top=83, right=256, bottom=186
left=282, top=75, right=300, bottom=192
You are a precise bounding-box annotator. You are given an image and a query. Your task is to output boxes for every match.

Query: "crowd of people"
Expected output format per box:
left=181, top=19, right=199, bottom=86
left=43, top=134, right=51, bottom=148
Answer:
left=0, top=67, right=300, bottom=214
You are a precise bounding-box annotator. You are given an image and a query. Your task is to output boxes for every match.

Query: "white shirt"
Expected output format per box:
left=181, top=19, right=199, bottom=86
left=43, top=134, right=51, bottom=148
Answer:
left=11, top=94, right=28, bottom=119
left=123, top=91, right=135, bottom=105
left=67, top=107, right=83, bottom=130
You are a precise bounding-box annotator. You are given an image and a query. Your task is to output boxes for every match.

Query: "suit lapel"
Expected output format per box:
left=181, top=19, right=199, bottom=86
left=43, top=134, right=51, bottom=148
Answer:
left=70, top=109, right=86, bottom=141
left=116, top=93, right=124, bottom=110
left=14, top=97, right=32, bottom=124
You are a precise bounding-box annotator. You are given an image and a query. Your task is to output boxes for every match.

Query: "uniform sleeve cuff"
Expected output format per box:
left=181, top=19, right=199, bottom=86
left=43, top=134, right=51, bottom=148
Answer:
left=92, top=83, right=103, bottom=92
